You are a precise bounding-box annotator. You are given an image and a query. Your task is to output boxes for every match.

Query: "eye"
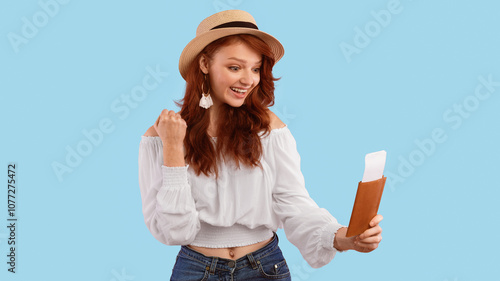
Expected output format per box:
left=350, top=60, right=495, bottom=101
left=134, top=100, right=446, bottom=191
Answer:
left=229, top=66, right=239, bottom=71
left=253, top=68, right=260, bottom=73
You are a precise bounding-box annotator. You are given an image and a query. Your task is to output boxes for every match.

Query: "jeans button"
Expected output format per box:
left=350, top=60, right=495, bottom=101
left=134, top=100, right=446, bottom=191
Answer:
left=228, top=261, right=235, bottom=268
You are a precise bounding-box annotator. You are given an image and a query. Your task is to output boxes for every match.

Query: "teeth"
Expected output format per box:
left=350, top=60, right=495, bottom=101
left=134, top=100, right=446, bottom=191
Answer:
left=231, top=87, right=247, bottom=93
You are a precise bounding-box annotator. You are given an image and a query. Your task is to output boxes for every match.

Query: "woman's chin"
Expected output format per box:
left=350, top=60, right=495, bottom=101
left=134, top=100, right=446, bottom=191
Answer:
left=225, top=98, right=246, bottom=108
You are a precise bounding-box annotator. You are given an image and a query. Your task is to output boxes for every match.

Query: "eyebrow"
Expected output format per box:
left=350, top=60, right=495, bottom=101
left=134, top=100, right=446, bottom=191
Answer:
left=227, top=57, right=262, bottom=65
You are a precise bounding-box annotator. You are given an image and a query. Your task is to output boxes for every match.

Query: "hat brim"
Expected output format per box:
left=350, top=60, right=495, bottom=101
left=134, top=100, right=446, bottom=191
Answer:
left=179, top=28, right=284, bottom=80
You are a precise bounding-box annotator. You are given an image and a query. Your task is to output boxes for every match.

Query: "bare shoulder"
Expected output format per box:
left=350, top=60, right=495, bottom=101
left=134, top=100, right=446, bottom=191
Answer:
left=143, top=125, right=159, bottom=137
left=267, top=109, right=286, bottom=130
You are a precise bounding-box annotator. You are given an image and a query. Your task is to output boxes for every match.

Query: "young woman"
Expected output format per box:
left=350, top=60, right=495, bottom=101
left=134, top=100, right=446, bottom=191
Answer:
left=138, top=9, right=383, bottom=280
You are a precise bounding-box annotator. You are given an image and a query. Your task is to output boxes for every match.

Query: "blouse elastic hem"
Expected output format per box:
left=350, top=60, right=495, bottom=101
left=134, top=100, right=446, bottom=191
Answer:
left=321, top=222, right=347, bottom=253
left=189, top=237, right=273, bottom=249
left=140, top=135, right=162, bottom=144
left=161, top=165, right=190, bottom=188
left=189, top=221, right=274, bottom=248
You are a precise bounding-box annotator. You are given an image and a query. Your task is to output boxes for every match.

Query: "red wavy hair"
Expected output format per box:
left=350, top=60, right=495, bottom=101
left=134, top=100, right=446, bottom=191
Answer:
left=174, top=34, right=280, bottom=178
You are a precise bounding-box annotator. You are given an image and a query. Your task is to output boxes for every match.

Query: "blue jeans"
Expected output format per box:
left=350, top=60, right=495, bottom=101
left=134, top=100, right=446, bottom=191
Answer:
left=170, top=232, right=292, bottom=280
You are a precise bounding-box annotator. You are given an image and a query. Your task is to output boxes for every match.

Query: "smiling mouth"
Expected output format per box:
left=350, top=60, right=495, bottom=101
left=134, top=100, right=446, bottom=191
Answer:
left=230, top=87, right=248, bottom=98
left=230, top=87, right=248, bottom=94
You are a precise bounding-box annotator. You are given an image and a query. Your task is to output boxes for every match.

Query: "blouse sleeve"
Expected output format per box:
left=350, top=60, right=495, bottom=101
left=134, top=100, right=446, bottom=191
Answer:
left=271, top=128, right=346, bottom=268
left=138, top=136, right=200, bottom=245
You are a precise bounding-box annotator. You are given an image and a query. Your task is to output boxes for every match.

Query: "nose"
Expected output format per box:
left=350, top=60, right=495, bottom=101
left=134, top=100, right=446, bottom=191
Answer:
left=239, top=69, right=254, bottom=86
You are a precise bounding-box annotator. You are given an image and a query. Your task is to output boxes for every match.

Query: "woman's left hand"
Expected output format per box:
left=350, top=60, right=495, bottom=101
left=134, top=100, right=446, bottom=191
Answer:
left=352, top=214, right=383, bottom=253
left=334, top=214, right=383, bottom=253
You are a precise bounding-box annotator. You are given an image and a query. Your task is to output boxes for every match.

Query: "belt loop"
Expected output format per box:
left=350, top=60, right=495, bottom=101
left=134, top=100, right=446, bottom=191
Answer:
left=209, top=256, right=218, bottom=274
left=246, top=253, right=259, bottom=270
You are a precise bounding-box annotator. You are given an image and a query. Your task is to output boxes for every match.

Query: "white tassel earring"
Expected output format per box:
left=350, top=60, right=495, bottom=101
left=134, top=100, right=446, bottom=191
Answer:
left=199, top=75, right=213, bottom=109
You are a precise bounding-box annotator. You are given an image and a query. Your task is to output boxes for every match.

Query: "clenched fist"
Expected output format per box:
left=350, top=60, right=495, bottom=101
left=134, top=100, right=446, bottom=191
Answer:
left=153, top=109, right=187, bottom=147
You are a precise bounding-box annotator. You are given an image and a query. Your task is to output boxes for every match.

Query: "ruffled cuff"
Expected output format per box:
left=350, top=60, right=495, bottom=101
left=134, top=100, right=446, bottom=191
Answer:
left=141, top=135, right=163, bottom=145
left=321, top=222, right=347, bottom=253
left=161, top=165, right=190, bottom=189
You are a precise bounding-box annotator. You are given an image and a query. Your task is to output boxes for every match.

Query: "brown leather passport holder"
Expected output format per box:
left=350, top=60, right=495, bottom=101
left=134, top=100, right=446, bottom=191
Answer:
left=346, top=176, right=386, bottom=237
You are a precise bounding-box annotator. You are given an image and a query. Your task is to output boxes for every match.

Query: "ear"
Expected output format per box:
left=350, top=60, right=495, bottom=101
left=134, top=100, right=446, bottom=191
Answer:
left=199, top=55, right=209, bottom=74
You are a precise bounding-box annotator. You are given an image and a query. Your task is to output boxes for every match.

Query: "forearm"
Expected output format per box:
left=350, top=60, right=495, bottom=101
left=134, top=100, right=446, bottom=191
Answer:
left=162, top=143, right=185, bottom=167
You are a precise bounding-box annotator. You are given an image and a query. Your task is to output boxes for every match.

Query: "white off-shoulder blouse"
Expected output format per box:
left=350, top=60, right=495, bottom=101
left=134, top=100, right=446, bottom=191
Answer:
left=138, top=125, right=346, bottom=268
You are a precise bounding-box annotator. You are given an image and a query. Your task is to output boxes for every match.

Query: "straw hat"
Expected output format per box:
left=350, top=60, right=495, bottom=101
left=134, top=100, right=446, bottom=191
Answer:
left=178, top=10, right=285, bottom=80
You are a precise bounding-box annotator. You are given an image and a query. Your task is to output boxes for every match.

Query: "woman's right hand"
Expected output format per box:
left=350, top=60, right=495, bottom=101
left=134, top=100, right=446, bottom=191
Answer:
left=153, top=109, right=187, bottom=147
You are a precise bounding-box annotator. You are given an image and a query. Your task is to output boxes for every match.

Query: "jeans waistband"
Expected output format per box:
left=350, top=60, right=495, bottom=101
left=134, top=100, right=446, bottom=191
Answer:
left=179, top=231, right=279, bottom=273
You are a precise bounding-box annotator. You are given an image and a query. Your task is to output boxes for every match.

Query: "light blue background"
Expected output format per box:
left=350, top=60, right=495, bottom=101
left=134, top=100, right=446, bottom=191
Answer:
left=1, top=0, right=499, bottom=280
